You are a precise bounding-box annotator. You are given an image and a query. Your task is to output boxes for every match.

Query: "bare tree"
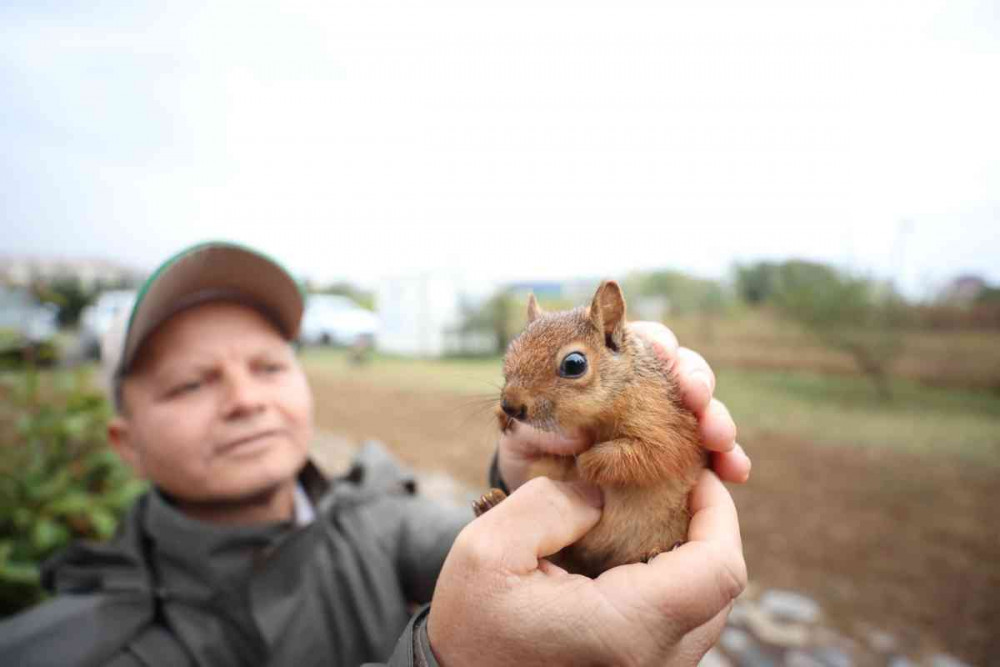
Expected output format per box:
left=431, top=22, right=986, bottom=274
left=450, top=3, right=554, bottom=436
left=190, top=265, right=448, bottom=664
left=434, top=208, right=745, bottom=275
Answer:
left=771, top=261, right=904, bottom=400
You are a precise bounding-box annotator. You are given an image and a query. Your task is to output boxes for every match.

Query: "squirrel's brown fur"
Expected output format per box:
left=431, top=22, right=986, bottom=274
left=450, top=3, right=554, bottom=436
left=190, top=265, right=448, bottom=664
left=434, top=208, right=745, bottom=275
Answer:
left=496, top=281, right=706, bottom=577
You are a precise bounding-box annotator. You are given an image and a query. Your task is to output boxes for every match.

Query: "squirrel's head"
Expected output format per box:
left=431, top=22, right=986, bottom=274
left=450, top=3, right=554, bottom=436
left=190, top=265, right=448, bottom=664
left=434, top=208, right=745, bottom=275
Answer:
left=499, top=280, right=632, bottom=435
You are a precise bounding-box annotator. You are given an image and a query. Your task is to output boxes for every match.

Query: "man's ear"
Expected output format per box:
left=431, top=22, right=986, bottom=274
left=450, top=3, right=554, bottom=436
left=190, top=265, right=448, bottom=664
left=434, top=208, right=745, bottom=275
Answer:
left=589, top=281, right=627, bottom=350
left=108, top=416, right=144, bottom=477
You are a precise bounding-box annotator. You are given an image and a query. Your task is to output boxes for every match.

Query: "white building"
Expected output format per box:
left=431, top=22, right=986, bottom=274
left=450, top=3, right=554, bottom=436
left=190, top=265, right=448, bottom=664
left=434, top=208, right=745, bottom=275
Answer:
left=376, top=273, right=494, bottom=357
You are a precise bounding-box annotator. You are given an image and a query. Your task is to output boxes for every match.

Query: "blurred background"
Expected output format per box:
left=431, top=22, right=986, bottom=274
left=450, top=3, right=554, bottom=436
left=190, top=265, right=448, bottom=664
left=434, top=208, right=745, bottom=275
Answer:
left=1, top=1, right=998, bottom=665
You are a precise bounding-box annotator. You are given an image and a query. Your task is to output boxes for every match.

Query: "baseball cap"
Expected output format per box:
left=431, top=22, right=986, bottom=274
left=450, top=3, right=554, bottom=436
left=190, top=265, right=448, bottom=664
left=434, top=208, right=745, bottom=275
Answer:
left=105, top=241, right=304, bottom=411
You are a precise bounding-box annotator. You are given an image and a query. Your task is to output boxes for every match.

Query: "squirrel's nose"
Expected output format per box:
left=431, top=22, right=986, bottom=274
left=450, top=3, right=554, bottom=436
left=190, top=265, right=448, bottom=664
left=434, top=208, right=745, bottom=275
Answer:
left=501, top=400, right=527, bottom=421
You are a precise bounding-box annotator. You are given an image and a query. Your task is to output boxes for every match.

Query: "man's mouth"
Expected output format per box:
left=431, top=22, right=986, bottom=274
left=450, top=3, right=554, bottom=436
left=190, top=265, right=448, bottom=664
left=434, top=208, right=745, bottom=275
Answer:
left=216, top=430, right=283, bottom=455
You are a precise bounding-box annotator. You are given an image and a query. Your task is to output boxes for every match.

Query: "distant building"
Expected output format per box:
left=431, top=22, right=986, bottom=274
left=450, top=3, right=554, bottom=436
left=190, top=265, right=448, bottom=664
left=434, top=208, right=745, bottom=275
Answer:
left=377, top=273, right=495, bottom=357
left=0, top=286, right=58, bottom=343
left=941, top=275, right=986, bottom=306
left=0, top=256, right=142, bottom=289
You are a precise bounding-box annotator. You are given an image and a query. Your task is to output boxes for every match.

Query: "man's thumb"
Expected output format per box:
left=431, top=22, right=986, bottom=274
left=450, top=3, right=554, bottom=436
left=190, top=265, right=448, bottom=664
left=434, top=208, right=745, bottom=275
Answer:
left=466, top=477, right=603, bottom=574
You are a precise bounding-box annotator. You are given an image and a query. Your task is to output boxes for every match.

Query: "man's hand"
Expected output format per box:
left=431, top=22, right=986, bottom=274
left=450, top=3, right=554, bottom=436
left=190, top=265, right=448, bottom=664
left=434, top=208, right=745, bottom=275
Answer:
left=427, top=471, right=746, bottom=666
left=497, top=321, right=751, bottom=491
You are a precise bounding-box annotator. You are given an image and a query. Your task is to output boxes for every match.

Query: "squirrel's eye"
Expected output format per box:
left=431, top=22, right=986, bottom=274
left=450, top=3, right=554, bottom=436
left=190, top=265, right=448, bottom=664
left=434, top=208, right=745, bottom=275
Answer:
left=559, top=352, right=588, bottom=378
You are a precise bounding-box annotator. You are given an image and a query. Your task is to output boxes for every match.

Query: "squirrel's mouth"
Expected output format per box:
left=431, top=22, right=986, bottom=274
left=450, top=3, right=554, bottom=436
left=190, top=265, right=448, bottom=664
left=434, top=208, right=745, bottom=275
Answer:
left=499, top=395, right=558, bottom=427
left=499, top=408, right=560, bottom=435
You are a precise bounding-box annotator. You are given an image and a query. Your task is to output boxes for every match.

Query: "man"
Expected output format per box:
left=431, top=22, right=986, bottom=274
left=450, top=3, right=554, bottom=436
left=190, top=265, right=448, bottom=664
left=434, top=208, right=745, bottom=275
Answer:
left=0, top=241, right=750, bottom=665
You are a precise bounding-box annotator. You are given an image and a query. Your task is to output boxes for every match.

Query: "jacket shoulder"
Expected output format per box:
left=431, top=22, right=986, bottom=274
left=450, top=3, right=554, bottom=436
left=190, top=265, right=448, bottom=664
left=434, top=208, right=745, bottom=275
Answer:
left=0, top=591, right=153, bottom=666
left=0, top=494, right=195, bottom=666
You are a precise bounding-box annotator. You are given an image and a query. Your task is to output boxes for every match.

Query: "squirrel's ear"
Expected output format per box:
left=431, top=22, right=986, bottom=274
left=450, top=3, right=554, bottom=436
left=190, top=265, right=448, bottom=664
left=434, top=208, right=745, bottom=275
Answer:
left=590, top=281, right=626, bottom=349
left=526, top=294, right=544, bottom=323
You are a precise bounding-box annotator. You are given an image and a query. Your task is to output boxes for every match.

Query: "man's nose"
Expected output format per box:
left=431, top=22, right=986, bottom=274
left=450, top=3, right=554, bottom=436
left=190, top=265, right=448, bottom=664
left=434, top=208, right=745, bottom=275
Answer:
left=221, top=368, right=266, bottom=418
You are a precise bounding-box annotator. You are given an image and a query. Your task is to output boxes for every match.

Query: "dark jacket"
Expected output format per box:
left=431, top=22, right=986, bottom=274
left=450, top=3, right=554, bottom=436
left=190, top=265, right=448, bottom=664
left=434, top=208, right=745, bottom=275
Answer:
left=0, top=442, right=471, bottom=666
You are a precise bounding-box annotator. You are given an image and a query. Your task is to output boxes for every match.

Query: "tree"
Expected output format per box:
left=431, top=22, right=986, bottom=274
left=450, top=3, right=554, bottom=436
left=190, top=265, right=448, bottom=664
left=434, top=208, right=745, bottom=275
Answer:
left=32, top=277, right=92, bottom=328
left=770, top=261, right=904, bottom=400
left=627, top=270, right=728, bottom=316
left=465, top=291, right=518, bottom=356
left=734, top=262, right=779, bottom=305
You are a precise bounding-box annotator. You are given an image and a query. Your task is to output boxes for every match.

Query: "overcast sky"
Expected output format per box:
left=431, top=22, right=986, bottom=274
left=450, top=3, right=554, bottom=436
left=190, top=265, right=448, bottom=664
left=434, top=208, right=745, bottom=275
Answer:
left=2, top=0, right=998, bottom=298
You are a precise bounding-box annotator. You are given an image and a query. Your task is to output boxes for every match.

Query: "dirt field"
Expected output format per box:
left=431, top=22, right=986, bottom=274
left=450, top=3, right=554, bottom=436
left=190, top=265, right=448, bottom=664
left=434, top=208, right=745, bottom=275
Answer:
left=305, top=364, right=1000, bottom=665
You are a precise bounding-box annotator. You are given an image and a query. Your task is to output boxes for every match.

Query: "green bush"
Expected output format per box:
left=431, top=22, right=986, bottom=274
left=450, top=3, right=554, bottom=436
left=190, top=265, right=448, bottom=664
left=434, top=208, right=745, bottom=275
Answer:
left=0, top=369, right=147, bottom=616
left=0, top=329, right=60, bottom=370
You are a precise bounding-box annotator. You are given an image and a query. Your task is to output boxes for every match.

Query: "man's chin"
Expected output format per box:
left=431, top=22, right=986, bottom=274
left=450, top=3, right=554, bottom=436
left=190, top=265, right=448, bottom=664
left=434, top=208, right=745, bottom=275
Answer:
left=163, top=452, right=307, bottom=515
left=166, top=476, right=299, bottom=525
left=209, top=458, right=305, bottom=502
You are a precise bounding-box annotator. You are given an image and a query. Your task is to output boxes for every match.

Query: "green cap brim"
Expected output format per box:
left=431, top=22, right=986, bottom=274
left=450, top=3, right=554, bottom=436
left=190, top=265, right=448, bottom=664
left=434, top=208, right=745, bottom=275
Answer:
left=118, top=241, right=304, bottom=381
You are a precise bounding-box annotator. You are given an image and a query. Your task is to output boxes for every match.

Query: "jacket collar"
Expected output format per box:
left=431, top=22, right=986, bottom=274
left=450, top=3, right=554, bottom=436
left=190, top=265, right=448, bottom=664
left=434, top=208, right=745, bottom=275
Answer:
left=44, top=460, right=331, bottom=599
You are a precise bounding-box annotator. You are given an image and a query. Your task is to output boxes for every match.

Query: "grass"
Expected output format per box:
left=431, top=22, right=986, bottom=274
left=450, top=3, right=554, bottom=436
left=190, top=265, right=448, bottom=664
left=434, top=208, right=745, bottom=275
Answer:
left=300, top=348, right=505, bottom=395
left=298, top=347, right=1000, bottom=465
left=714, top=368, right=1000, bottom=464
left=667, top=310, right=1000, bottom=390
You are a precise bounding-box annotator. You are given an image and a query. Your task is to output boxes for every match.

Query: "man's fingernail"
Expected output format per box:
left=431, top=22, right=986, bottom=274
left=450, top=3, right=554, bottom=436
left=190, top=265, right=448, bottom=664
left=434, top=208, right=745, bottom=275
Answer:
left=573, top=482, right=604, bottom=508
left=737, top=444, right=751, bottom=479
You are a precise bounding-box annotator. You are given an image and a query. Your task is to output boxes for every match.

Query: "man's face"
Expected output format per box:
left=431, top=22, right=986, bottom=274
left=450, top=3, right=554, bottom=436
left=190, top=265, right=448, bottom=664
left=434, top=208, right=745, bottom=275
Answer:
left=111, top=301, right=314, bottom=503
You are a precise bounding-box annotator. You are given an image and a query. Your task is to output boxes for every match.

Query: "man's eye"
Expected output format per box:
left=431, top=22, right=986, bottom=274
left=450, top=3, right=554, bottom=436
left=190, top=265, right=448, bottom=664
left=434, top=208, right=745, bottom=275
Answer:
left=170, top=380, right=201, bottom=396
left=260, top=362, right=286, bottom=374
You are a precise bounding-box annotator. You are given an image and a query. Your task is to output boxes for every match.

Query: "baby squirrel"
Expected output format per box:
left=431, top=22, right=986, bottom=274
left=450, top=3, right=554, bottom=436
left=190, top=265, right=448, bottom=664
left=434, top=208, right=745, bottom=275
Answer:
left=474, top=280, right=706, bottom=577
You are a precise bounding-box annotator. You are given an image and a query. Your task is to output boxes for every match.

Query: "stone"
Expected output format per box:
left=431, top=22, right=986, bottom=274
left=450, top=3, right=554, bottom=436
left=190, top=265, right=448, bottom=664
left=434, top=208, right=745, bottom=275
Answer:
left=736, top=645, right=780, bottom=667
left=728, top=600, right=752, bottom=627
left=813, top=646, right=853, bottom=667
left=758, top=590, right=822, bottom=625
left=929, top=654, right=973, bottom=667
left=699, top=647, right=733, bottom=667
left=785, top=650, right=826, bottom=667
left=720, top=628, right=754, bottom=654
left=741, top=603, right=810, bottom=648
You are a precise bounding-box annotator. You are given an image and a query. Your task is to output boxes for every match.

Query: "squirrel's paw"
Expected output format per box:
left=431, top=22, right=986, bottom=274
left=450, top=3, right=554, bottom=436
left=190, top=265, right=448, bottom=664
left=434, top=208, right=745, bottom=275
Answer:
left=576, top=440, right=640, bottom=486
left=640, top=541, right=685, bottom=564
left=472, top=488, right=508, bottom=517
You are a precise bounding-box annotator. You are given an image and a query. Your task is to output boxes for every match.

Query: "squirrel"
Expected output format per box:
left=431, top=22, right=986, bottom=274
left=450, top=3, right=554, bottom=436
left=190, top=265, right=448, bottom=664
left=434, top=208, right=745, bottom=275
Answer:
left=473, top=280, right=707, bottom=577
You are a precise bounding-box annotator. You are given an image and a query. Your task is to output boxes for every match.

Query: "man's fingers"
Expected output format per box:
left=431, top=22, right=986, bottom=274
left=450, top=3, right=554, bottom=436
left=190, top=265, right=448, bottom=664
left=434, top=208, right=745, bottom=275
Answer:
left=466, top=477, right=603, bottom=574
left=674, top=347, right=715, bottom=413
left=638, top=539, right=746, bottom=635
left=673, top=602, right=734, bottom=664
left=596, top=471, right=745, bottom=637
left=641, top=471, right=745, bottom=632
left=700, top=398, right=737, bottom=452
left=712, top=444, right=751, bottom=484
left=630, top=326, right=748, bottom=479
left=502, top=422, right=591, bottom=457
left=629, top=321, right=679, bottom=367
left=688, top=469, right=744, bottom=552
